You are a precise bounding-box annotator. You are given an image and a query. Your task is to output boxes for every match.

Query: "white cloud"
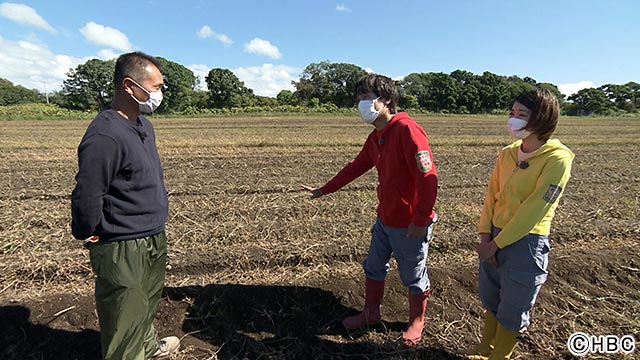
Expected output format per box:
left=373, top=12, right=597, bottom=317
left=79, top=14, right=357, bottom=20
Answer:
left=0, top=3, right=56, bottom=33
left=244, top=38, right=282, bottom=59
left=187, top=64, right=210, bottom=90
left=196, top=25, right=233, bottom=47
left=196, top=25, right=213, bottom=38
left=0, top=37, right=88, bottom=92
left=335, top=4, right=352, bottom=12
left=97, top=48, right=120, bottom=60
left=17, top=40, right=40, bottom=51
left=558, top=81, right=596, bottom=97
left=215, top=34, right=232, bottom=47
left=234, top=64, right=301, bottom=97
left=80, top=22, right=132, bottom=51
left=188, top=63, right=300, bottom=97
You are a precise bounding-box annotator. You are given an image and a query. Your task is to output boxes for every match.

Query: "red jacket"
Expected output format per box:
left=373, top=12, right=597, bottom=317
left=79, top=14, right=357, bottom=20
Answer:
left=320, top=113, right=437, bottom=228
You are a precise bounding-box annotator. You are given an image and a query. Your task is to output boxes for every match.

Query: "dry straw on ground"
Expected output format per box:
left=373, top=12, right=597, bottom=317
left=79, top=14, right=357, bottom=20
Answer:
left=1, top=115, right=639, bottom=359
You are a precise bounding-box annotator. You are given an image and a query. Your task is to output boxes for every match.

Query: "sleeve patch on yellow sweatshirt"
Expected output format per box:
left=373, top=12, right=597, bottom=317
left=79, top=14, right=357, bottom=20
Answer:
left=543, top=184, right=563, bottom=203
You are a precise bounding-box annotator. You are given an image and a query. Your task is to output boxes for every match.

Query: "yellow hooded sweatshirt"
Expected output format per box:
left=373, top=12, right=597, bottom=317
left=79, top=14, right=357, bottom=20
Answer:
left=479, top=139, right=574, bottom=248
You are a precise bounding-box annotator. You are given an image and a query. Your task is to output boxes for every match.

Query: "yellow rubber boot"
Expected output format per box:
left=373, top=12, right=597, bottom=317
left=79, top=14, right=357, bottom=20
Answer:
left=466, top=311, right=498, bottom=359
left=488, top=323, right=521, bottom=360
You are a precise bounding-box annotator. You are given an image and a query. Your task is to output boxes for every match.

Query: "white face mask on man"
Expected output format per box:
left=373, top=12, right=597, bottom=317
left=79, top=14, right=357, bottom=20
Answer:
left=358, top=97, right=383, bottom=124
left=507, top=117, right=531, bottom=139
left=130, top=79, right=163, bottom=113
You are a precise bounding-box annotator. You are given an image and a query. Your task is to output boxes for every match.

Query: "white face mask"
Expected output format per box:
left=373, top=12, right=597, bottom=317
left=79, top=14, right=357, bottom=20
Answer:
left=358, top=97, right=382, bottom=124
left=130, top=79, right=163, bottom=113
left=508, top=117, right=531, bottom=139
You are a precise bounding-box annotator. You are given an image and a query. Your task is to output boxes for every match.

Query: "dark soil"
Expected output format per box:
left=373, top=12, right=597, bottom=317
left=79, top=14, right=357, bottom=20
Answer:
left=3, top=241, right=639, bottom=360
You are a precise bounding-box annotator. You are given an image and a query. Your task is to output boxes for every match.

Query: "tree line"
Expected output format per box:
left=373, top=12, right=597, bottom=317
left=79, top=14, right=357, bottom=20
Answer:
left=1, top=57, right=638, bottom=116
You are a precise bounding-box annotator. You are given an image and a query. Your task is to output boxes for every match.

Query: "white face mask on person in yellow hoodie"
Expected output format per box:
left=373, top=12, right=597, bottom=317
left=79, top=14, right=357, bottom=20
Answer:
left=507, top=117, right=531, bottom=139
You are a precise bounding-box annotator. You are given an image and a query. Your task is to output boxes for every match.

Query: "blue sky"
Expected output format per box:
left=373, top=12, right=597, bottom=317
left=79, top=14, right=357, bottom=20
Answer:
left=0, top=0, right=638, bottom=98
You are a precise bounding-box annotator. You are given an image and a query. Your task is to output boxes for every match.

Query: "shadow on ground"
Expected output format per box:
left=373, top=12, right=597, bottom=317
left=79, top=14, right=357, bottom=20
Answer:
left=0, top=284, right=465, bottom=360
left=166, top=284, right=464, bottom=360
left=0, top=305, right=101, bottom=360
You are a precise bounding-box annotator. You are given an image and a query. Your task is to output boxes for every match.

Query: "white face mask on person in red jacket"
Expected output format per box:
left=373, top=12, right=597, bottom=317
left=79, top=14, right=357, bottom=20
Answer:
left=358, top=97, right=383, bottom=124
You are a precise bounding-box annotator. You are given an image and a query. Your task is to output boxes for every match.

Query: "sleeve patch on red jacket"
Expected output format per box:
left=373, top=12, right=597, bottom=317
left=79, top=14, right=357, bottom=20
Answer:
left=415, top=150, right=432, bottom=173
left=542, top=184, right=562, bottom=203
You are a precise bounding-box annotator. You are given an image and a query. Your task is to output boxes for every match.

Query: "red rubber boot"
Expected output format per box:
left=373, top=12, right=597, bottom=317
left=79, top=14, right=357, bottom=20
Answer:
left=342, top=277, right=385, bottom=329
left=402, top=290, right=430, bottom=347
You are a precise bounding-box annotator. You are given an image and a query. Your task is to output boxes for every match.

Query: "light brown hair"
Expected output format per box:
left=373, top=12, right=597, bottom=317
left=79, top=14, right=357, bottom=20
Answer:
left=515, top=88, right=559, bottom=141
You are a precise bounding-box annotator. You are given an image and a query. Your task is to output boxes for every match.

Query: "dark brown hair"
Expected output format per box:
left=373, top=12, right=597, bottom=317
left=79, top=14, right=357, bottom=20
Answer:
left=355, top=74, right=399, bottom=114
left=114, top=52, right=161, bottom=89
left=515, top=88, right=559, bottom=141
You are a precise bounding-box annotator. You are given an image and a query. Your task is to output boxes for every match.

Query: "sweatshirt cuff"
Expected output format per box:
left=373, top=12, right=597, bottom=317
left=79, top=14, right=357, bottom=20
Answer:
left=493, top=235, right=512, bottom=249
left=319, top=184, right=337, bottom=195
left=412, top=211, right=434, bottom=228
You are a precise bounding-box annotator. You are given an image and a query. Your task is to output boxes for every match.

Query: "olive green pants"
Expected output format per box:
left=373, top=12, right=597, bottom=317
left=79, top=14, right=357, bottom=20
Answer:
left=89, top=232, right=167, bottom=360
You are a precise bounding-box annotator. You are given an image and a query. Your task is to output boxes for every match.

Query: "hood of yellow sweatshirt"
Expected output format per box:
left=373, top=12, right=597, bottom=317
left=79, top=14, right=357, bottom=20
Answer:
left=508, top=138, right=575, bottom=161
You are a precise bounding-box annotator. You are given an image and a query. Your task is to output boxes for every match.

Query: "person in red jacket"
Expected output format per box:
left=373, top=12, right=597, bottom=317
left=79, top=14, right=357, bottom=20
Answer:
left=302, top=73, right=438, bottom=347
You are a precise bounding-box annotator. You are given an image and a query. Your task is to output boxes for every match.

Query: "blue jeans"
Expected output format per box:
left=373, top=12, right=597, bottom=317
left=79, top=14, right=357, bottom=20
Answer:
left=362, top=217, right=435, bottom=295
left=479, top=228, right=550, bottom=331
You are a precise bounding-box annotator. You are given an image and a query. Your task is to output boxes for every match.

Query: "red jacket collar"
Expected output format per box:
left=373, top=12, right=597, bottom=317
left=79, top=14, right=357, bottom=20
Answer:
left=376, top=112, right=411, bottom=137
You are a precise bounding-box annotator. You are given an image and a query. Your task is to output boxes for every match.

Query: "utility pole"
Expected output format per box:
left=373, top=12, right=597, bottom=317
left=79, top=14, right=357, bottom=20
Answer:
left=43, top=82, right=49, bottom=104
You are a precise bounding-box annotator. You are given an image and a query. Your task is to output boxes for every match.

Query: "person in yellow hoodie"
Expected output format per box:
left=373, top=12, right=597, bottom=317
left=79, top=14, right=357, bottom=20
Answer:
left=468, top=88, right=574, bottom=359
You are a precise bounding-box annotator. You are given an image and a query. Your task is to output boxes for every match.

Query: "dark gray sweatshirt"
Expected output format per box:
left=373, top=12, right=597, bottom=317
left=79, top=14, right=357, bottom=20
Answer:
left=71, top=109, right=168, bottom=241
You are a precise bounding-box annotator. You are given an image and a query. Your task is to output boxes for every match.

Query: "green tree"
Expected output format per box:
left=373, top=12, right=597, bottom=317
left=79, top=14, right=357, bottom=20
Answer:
left=450, top=70, right=481, bottom=113
left=293, top=61, right=367, bottom=107
left=567, top=87, right=609, bottom=115
left=398, top=93, right=419, bottom=110
left=600, top=84, right=633, bottom=111
left=401, top=72, right=464, bottom=112
left=156, top=57, right=198, bottom=113
left=399, top=73, right=431, bottom=109
left=189, top=91, right=210, bottom=110
left=401, top=72, right=460, bottom=112
left=479, top=71, right=510, bottom=112
left=205, top=68, right=254, bottom=108
left=625, top=81, right=640, bottom=111
left=0, top=78, right=41, bottom=105
left=47, top=90, right=66, bottom=107
left=254, top=95, right=278, bottom=107
left=506, top=75, right=536, bottom=103
left=276, top=90, right=297, bottom=105
left=425, top=72, right=459, bottom=112
left=61, top=58, right=115, bottom=111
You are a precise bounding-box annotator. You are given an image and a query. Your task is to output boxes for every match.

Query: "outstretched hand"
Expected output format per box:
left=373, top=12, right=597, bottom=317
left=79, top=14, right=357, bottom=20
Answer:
left=300, top=184, right=324, bottom=199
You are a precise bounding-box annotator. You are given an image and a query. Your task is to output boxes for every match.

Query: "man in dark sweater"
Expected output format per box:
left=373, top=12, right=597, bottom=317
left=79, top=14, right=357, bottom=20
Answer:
left=71, top=52, right=179, bottom=359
